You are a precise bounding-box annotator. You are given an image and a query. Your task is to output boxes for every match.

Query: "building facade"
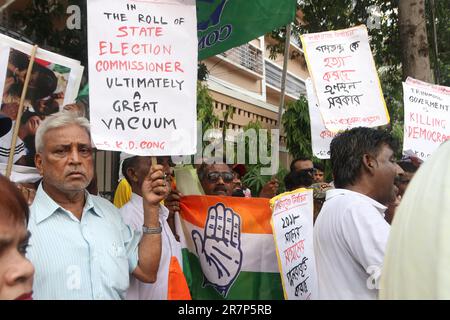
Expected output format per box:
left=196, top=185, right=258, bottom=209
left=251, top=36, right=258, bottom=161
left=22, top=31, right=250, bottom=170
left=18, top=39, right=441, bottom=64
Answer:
left=202, top=35, right=309, bottom=169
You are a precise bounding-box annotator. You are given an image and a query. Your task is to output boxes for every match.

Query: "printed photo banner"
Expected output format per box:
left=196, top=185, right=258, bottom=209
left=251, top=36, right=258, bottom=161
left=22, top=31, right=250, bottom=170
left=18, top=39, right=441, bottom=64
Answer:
left=270, top=188, right=317, bottom=300
left=0, top=33, right=83, bottom=171
left=301, top=25, right=389, bottom=132
left=177, top=195, right=284, bottom=300
left=87, top=0, right=198, bottom=156
left=306, top=78, right=336, bottom=159
left=403, top=77, right=450, bottom=161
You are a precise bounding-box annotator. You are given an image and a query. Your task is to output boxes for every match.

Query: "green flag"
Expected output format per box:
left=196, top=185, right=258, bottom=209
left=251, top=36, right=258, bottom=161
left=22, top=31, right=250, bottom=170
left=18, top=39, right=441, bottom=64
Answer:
left=197, top=0, right=297, bottom=60
left=76, top=83, right=89, bottom=102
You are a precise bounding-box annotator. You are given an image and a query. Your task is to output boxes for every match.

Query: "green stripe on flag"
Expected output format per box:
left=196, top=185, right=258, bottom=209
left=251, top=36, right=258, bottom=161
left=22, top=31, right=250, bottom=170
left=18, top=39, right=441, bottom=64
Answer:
left=182, top=250, right=284, bottom=300
left=197, top=0, right=297, bottom=60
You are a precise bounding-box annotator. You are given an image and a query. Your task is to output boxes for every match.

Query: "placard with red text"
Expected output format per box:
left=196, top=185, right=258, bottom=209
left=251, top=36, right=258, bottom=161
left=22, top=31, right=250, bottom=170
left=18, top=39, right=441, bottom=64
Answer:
left=306, top=78, right=336, bottom=159
left=403, top=77, right=450, bottom=161
left=301, top=25, right=389, bottom=132
left=270, top=189, right=317, bottom=300
left=87, top=0, right=197, bottom=155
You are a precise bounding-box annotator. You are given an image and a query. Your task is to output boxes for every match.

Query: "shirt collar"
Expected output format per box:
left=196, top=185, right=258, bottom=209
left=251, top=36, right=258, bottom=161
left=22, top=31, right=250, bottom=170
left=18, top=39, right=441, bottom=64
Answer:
left=325, top=188, right=388, bottom=214
left=130, top=192, right=169, bottom=219
left=33, top=183, right=103, bottom=224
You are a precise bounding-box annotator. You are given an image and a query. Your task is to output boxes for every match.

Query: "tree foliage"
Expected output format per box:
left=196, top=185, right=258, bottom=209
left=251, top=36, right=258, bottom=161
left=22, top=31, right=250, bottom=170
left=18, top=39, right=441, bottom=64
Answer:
left=11, top=0, right=88, bottom=73
left=269, top=0, right=449, bottom=165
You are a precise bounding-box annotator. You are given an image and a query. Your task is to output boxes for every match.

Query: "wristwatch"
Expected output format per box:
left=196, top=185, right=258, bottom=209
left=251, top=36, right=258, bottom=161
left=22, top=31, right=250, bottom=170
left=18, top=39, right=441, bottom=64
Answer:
left=142, top=224, right=162, bottom=235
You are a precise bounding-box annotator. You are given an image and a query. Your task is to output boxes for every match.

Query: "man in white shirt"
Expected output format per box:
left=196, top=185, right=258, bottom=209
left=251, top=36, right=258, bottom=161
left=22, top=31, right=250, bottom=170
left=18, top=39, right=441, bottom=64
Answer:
left=314, top=127, right=403, bottom=300
left=120, top=155, right=188, bottom=300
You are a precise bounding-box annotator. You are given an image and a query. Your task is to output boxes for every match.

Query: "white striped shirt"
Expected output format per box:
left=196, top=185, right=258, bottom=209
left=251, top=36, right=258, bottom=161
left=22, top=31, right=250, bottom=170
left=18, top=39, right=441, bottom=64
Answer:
left=0, top=123, right=25, bottom=164
left=27, top=184, right=141, bottom=300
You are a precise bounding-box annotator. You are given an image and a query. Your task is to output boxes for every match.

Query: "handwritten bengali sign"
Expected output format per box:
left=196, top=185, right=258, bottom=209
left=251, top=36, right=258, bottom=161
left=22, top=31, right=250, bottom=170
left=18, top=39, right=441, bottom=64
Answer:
left=301, top=25, right=389, bottom=132
left=306, top=78, right=337, bottom=159
left=403, top=77, right=450, bottom=161
left=87, top=0, right=197, bottom=156
left=270, top=189, right=317, bottom=300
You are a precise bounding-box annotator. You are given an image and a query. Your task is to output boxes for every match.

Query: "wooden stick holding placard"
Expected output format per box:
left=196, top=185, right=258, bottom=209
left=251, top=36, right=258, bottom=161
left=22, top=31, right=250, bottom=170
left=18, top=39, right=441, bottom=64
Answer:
left=151, top=157, right=157, bottom=167
left=5, top=45, right=39, bottom=179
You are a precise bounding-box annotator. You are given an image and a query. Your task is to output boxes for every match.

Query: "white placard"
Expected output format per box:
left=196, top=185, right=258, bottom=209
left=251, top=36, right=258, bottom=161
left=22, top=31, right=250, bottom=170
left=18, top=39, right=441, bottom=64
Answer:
left=301, top=25, right=389, bottom=132
left=306, top=78, right=337, bottom=159
left=271, top=189, right=317, bottom=300
left=87, top=0, right=197, bottom=156
left=403, top=77, right=450, bottom=161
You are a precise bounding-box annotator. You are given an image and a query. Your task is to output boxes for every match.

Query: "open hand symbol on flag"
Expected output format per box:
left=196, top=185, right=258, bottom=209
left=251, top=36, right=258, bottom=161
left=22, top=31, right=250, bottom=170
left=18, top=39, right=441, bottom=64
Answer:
left=196, top=0, right=228, bottom=31
left=192, top=203, right=242, bottom=297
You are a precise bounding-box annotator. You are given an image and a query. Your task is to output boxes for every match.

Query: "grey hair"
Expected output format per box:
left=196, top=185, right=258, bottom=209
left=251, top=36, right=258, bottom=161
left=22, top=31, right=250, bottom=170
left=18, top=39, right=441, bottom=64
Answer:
left=35, top=111, right=91, bottom=153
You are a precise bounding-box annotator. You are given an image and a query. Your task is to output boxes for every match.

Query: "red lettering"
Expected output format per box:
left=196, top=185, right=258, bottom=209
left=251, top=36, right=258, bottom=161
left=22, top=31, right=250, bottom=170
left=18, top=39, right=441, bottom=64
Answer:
left=116, top=26, right=128, bottom=38
left=99, top=41, right=107, bottom=56
left=175, top=61, right=184, bottom=73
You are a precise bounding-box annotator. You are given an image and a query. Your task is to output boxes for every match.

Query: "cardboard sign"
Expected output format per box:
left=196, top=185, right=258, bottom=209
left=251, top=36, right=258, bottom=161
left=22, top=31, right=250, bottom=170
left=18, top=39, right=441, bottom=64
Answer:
left=403, top=77, right=450, bottom=160
left=301, top=25, right=389, bottom=132
left=270, top=189, right=317, bottom=300
left=306, top=78, right=337, bottom=159
left=87, top=0, right=197, bottom=156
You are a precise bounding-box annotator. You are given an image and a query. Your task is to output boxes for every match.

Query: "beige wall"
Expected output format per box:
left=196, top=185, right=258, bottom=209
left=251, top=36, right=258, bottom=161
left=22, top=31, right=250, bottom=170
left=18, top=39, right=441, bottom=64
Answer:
left=205, top=57, right=263, bottom=96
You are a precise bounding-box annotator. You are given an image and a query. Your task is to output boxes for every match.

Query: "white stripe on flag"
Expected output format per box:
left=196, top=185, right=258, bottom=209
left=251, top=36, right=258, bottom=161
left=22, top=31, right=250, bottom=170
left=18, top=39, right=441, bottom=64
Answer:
left=179, top=218, right=279, bottom=273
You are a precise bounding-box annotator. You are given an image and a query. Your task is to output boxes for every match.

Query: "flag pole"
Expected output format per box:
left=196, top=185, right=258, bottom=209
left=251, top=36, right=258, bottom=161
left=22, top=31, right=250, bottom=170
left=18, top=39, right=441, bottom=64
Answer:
left=6, top=45, right=39, bottom=179
left=277, top=23, right=292, bottom=136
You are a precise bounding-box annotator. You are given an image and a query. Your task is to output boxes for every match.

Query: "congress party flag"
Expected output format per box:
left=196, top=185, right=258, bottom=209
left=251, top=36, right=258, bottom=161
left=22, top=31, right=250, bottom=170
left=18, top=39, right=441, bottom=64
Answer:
left=177, top=195, right=284, bottom=299
left=197, top=0, right=297, bottom=60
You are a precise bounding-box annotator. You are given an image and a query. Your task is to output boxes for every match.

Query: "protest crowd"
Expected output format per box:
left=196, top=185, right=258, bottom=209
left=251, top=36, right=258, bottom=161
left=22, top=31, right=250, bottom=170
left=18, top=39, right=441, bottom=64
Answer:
left=0, top=0, right=449, bottom=302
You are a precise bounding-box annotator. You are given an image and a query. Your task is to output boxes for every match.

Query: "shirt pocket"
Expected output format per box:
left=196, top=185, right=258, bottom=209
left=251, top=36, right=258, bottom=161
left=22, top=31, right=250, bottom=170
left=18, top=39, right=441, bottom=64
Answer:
left=100, top=243, right=130, bottom=297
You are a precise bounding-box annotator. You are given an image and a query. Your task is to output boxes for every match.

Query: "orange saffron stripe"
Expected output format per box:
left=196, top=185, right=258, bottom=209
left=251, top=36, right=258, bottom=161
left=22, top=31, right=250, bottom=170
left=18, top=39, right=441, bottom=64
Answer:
left=180, top=195, right=273, bottom=235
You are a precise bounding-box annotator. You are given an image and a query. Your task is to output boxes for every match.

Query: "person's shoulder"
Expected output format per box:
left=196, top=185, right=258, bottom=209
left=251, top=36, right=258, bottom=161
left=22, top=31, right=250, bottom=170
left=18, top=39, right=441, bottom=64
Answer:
left=90, top=194, right=120, bottom=215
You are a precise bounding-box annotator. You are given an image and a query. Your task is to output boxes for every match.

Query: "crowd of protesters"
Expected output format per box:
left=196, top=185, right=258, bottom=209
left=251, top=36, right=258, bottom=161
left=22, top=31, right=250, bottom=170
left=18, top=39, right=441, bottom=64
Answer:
left=3, top=109, right=448, bottom=300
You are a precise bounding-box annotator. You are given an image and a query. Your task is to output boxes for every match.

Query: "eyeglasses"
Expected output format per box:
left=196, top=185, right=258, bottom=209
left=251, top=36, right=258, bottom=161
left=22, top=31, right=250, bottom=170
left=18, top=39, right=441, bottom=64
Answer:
left=207, top=172, right=234, bottom=183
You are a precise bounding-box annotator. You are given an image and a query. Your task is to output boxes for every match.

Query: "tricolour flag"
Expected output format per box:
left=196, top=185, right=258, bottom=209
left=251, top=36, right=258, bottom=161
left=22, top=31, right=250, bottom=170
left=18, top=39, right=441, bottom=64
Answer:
left=197, top=0, right=297, bottom=60
left=177, top=195, right=283, bottom=299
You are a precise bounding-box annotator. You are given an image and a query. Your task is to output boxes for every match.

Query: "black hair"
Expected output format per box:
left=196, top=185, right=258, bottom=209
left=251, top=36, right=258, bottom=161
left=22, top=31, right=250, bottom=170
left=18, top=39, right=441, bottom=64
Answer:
left=313, top=162, right=325, bottom=172
left=26, top=65, right=58, bottom=101
left=397, top=161, right=418, bottom=173
left=20, top=110, right=38, bottom=125
left=284, top=169, right=314, bottom=191
left=33, top=98, right=59, bottom=117
left=290, top=156, right=312, bottom=172
left=330, top=127, right=398, bottom=188
left=197, top=162, right=232, bottom=181
left=121, top=156, right=139, bottom=185
left=7, top=49, right=57, bottom=101
left=22, top=135, right=36, bottom=167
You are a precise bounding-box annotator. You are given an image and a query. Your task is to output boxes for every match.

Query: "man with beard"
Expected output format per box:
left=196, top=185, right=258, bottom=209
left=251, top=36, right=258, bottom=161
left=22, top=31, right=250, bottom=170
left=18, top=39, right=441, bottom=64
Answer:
left=313, top=127, right=403, bottom=300
left=284, top=168, right=315, bottom=191
left=290, top=156, right=314, bottom=173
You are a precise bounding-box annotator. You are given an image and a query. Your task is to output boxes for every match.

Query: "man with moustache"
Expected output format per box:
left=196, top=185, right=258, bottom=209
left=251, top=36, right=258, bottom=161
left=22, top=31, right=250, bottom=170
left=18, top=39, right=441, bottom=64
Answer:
left=197, top=162, right=234, bottom=196
left=313, top=127, right=404, bottom=300
left=26, top=112, right=167, bottom=299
